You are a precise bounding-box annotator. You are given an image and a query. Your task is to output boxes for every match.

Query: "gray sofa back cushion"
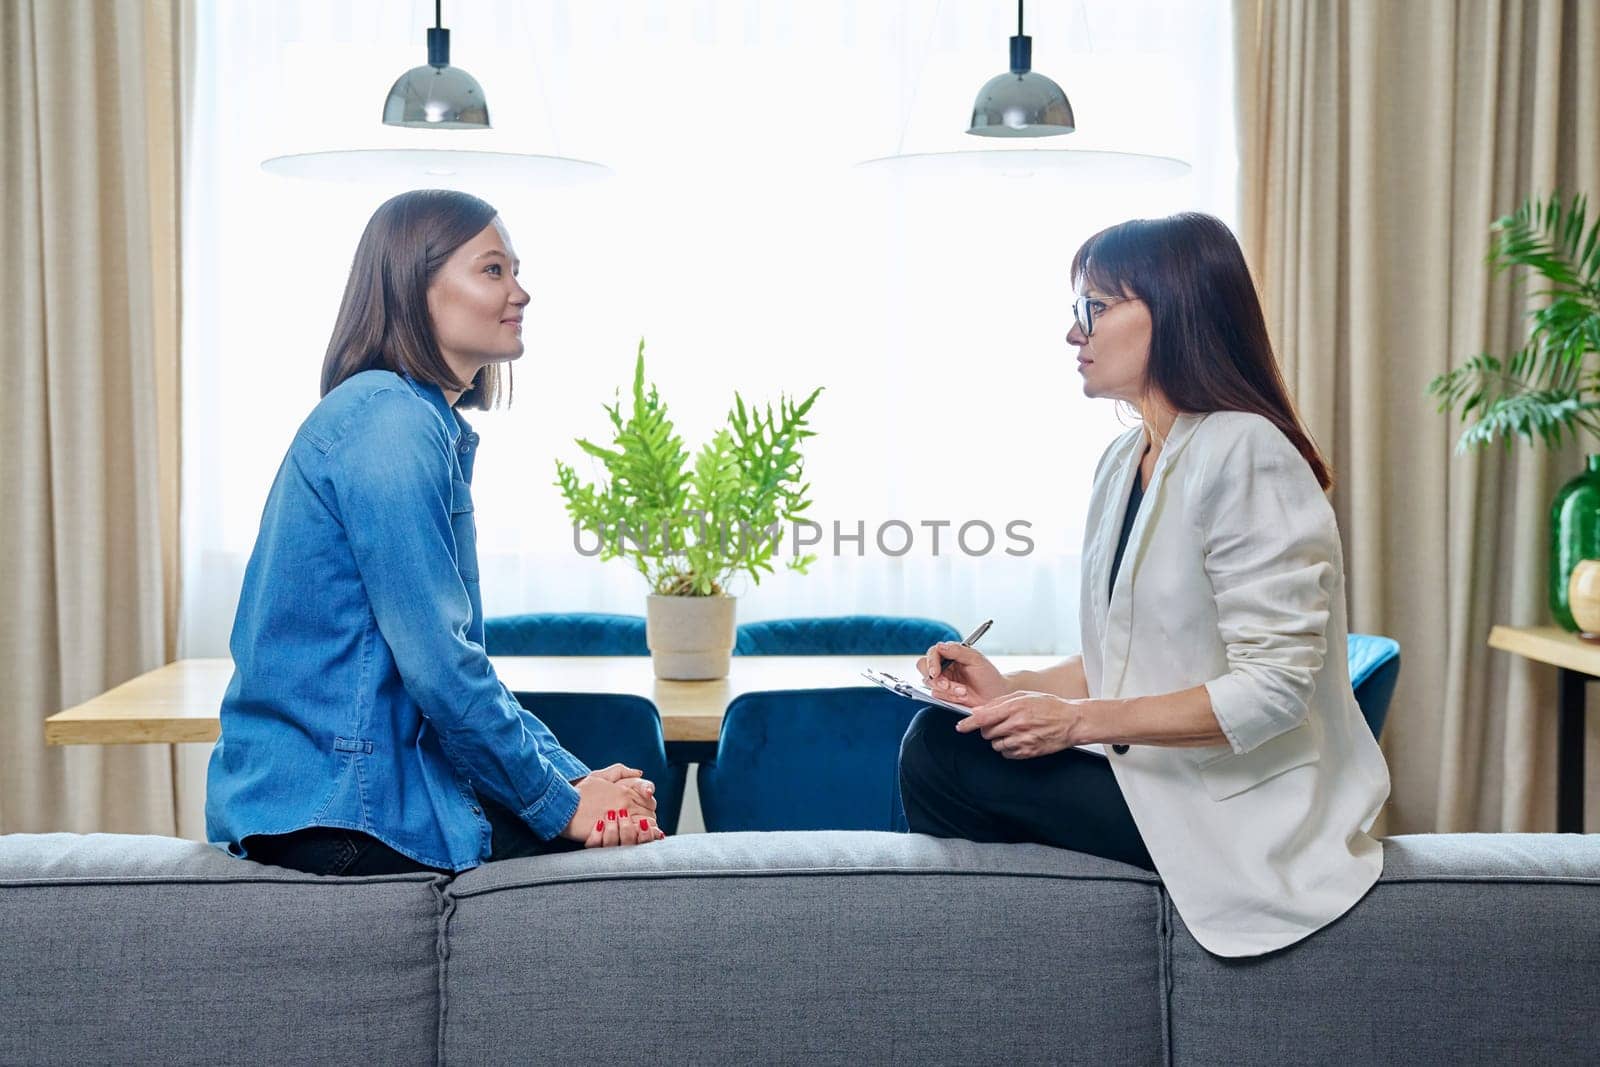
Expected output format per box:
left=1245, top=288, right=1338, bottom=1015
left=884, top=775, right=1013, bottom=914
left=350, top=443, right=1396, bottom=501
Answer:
left=1168, top=834, right=1600, bottom=1065
left=0, top=833, right=445, bottom=1067
left=441, top=831, right=1166, bottom=1066
left=7, top=830, right=1598, bottom=1065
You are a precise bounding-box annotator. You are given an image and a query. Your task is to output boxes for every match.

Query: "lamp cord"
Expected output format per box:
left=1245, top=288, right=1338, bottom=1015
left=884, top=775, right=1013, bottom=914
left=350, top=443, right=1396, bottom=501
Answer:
left=1018, top=0, right=1024, bottom=36
left=435, top=0, right=442, bottom=30
left=893, top=0, right=945, bottom=157
left=521, top=3, right=564, bottom=154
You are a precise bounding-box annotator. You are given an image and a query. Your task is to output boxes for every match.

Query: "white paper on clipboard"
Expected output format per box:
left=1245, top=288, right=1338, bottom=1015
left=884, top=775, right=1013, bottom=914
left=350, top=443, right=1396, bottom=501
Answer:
left=860, top=669, right=1108, bottom=759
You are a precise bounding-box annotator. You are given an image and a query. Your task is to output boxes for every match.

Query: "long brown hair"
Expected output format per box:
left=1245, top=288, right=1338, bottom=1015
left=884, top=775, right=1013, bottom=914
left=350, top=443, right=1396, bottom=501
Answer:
left=321, top=189, right=510, bottom=410
left=1071, top=212, right=1331, bottom=491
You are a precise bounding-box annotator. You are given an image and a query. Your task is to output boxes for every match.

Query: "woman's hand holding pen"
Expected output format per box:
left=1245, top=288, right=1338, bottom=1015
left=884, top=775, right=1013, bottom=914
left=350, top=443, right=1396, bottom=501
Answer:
left=917, top=641, right=1012, bottom=707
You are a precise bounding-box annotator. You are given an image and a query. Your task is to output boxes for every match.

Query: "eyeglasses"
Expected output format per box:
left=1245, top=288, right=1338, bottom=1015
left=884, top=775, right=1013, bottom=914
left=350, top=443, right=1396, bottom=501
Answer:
left=1072, top=294, right=1135, bottom=338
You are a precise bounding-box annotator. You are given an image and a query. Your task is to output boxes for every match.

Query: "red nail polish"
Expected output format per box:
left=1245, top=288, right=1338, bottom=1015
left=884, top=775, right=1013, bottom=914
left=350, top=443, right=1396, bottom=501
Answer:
left=607, top=810, right=616, bottom=820
left=595, top=820, right=605, bottom=832
left=619, top=808, right=629, bottom=818
left=639, top=819, right=649, bottom=831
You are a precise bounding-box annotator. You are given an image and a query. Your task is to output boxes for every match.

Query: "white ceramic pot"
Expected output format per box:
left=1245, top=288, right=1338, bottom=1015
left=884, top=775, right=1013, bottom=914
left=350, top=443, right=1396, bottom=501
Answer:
left=645, top=594, right=737, bottom=679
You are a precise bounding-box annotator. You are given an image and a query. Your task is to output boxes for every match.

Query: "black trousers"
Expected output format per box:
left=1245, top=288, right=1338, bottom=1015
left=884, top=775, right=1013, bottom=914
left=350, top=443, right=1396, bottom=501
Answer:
left=898, top=706, right=1156, bottom=871
left=243, top=796, right=581, bottom=877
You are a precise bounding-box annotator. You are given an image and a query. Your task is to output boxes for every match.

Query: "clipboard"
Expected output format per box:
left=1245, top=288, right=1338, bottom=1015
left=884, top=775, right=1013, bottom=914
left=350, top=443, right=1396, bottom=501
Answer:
left=860, top=669, right=1109, bottom=759
left=861, top=668, right=979, bottom=716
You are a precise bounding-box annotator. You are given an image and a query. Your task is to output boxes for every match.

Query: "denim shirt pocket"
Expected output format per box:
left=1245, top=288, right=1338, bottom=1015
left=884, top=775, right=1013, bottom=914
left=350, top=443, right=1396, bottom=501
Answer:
left=450, top=478, right=479, bottom=583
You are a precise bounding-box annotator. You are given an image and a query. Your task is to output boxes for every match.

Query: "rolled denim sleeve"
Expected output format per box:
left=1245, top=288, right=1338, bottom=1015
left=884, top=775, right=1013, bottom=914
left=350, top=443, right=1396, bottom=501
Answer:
left=504, top=682, right=590, bottom=783
left=1198, top=418, right=1337, bottom=754
left=326, top=389, right=583, bottom=839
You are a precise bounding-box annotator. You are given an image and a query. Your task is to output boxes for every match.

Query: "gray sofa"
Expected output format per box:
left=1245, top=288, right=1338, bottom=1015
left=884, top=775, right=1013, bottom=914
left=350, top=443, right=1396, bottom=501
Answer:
left=2, top=830, right=1597, bottom=1065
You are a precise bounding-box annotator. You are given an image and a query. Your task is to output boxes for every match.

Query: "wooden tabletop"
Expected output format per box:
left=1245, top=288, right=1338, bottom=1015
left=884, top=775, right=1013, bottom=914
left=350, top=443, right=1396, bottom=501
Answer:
left=1487, top=625, right=1600, bottom=676
left=45, top=654, right=1065, bottom=746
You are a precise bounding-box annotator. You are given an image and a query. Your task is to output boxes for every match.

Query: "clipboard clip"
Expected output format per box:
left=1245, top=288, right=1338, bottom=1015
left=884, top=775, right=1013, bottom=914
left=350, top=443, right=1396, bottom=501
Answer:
left=860, top=668, right=972, bottom=715
left=861, top=668, right=919, bottom=700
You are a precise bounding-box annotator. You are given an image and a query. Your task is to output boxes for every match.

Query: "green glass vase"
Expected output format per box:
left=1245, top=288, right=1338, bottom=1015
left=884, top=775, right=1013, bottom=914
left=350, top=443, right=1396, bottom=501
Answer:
left=1549, top=455, right=1600, bottom=631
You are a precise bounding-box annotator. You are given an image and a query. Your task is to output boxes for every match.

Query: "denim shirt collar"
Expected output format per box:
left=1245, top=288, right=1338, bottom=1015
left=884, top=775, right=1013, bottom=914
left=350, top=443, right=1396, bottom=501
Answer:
left=401, top=374, right=480, bottom=480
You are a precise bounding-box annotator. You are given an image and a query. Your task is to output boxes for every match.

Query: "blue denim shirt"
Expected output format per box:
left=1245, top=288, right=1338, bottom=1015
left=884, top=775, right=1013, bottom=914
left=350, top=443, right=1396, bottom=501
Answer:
left=205, top=370, right=587, bottom=871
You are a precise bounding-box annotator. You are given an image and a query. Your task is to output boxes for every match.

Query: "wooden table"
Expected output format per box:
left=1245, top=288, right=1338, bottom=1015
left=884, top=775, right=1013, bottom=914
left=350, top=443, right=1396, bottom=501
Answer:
left=1487, top=625, right=1594, bottom=833
left=46, top=655, right=1064, bottom=747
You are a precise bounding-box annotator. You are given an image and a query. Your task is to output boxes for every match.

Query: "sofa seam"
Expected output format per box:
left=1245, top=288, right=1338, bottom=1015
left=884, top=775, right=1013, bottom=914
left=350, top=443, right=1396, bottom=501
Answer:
left=441, top=865, right=1164, bottom=901
left=434, top=878, right=456, bottom=1067
left=0, top=873, right=442, bottom=889
left=425, top=866, right=1600, bottom=901
left=1159, top=888, right=1174, bottom=1067
left=1368, top=873, right=1600, bottom=885
left=10, top=869, right=1598, bottom=897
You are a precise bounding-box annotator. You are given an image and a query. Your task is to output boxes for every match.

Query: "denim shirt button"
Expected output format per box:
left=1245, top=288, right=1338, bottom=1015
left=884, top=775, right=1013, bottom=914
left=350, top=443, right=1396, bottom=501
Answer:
left=470, top=805, right=482, bottom=815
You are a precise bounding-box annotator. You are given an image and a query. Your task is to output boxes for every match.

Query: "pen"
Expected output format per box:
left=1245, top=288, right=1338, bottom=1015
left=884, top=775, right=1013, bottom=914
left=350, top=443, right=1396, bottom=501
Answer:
left=941, top=619, right=993, bottom=673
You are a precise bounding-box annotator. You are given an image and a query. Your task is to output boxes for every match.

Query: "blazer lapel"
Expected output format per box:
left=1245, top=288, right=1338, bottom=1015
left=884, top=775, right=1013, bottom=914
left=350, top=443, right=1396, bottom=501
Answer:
left=1099, top=412, right=1208, bottom=696
left=1086, top=432, right=1143, bottom=650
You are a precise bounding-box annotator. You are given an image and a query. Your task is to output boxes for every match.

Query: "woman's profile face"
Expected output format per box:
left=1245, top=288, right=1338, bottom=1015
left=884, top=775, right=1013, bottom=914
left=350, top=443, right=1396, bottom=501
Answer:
left=1066, top=283, right=1152, bottom=404
left=426, top=216, right=530, bottom=385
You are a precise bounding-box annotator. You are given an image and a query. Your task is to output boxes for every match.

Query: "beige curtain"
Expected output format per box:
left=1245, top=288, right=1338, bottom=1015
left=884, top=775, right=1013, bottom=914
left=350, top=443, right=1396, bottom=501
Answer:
left=0, top=0, right=191, bottom=834
left=1235, top=0, right=1600, bottom=833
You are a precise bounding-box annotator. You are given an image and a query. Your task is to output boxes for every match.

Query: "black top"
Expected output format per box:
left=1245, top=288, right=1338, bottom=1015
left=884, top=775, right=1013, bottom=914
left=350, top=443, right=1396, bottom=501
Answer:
left=1106, top=454, right=1147, bottom=757
left=1108, top=462, right=1146, bottom=598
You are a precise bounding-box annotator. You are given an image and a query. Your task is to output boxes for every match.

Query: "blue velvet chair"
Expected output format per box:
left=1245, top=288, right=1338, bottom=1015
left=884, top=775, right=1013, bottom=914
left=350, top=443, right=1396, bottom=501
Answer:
left=735, top=615, right=961, bottom=655
left=482, top=612, right=648, bottom=656
left=698, top=687, right=926, bottom=832
left=701, top=615, right=962, bottom=832
left=1348, top=633, right=1401, bottom=741
left=508, top=691, right=685, bottom=835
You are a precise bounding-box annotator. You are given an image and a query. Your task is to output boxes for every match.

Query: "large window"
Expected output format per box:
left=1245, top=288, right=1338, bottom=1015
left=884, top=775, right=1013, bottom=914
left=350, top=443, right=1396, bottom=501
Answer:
left=181, top=0, right=1236, bottom=657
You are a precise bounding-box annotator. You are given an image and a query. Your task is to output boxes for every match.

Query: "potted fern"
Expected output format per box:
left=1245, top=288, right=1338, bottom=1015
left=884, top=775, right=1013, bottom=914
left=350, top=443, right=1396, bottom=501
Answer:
left=556, top=341, right=823, bottom=678
left=1428, top=192, right=1600, bottom=632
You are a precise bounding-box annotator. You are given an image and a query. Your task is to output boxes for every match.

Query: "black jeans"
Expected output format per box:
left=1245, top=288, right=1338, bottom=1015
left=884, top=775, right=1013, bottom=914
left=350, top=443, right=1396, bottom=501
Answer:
left=898, top=706, right=1156, bottom=871
left=243, top=796, right=582, bottom=876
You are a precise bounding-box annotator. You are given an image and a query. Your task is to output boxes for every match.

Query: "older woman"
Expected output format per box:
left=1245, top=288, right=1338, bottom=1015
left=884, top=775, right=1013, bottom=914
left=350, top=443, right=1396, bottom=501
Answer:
left=898, top=212, right=1390, bottom=958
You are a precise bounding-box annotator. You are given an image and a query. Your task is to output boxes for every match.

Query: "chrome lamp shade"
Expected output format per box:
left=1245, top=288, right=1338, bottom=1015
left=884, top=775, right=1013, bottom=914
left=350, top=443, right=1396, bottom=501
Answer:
left=383, top=64, right=489, bottom=129
left=967, top=32, right=1074, bottom=137
left=382, top=26, right=490, bottom=129
left=966, top=70, right=1075, bottom=137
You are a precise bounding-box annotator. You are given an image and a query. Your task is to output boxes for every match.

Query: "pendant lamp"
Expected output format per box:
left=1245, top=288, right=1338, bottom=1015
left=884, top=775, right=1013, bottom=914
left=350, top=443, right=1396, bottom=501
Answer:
left=857, top=0, right=1189, bottom=182
left=261, top=0, right=611, bottom=186
left=382, top=0, right=489, bottom=129
left=966, top=0, right=1074, bottom=137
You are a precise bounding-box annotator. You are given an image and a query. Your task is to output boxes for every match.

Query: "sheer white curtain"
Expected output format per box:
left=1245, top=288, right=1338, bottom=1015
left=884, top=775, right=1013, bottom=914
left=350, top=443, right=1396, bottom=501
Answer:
left=182, top=0, right=1233, bottom=669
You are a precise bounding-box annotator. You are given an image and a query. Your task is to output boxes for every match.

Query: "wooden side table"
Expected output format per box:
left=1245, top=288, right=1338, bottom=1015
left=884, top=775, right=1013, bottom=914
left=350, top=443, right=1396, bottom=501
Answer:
left=1487, top=625, right=1594, bottom=833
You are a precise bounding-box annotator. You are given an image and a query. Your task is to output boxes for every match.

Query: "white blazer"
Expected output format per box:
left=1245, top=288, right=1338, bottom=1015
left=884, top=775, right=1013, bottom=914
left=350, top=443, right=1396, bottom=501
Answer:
left=1079, top=410, right=1390, bottom=958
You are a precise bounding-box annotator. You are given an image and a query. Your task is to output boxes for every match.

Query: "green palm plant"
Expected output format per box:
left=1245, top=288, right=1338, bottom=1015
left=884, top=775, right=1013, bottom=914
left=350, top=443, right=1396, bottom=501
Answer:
left=1428, top=193, right=1600, bottom=450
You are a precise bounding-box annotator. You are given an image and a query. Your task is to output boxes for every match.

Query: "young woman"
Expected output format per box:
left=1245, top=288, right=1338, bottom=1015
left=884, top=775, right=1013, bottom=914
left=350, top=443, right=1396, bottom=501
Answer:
left=898, top=212, right=1391, bottom=958
left=206, top=189, right=664, bottom=876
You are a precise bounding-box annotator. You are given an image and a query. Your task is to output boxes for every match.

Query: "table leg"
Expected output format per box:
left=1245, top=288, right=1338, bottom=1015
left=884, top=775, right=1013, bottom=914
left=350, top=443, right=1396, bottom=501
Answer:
left=1557, top=668, right=1587, bottom=834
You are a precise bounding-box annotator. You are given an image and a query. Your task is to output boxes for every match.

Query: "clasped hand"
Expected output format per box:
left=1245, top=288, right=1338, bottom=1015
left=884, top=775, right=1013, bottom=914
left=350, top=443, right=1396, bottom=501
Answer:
left=562, top=763, right=667, bottom=847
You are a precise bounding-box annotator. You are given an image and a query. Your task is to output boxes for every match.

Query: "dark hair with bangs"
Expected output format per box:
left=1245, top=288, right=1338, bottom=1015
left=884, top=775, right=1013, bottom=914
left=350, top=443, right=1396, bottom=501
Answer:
left=321, top=188, right=510, bottom=410
left=1071, top=212, right=1331, bottom=491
